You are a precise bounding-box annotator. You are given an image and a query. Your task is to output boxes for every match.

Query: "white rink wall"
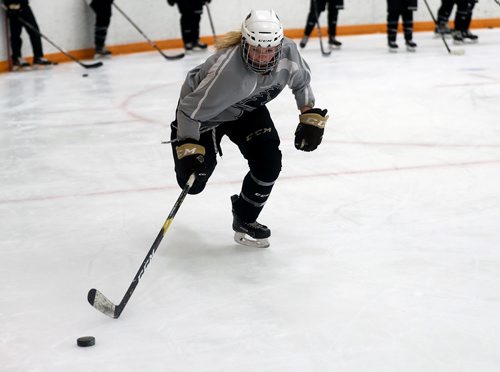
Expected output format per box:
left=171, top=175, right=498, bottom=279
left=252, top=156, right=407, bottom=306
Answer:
left=1, top=0, right=499, bottom=61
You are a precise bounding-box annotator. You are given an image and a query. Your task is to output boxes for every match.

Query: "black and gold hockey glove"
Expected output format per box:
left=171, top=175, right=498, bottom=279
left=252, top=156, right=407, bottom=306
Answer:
left=175, top=140, right=207, bottom=182
left=295, top=108, right=329, bottom=152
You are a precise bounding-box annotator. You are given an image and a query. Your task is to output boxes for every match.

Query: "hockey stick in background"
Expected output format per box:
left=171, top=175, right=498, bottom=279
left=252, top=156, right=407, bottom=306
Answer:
left=112, top=2, right=184, bottom=60
left=494, top=0, right=500, bottom=7
left=88, top=173, right=196, bottom=319
left=1, top=6, right=103, bottom=69
left=423, top=0, right=465, bottom=55
left=311, top=0, right=331, bottom=57
left=205, top=3, right=217, bottom=45
left=3, top=10, right=13, bottom=70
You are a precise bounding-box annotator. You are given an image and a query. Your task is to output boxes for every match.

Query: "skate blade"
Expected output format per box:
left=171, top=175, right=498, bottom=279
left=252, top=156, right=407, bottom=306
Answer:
left=234, top=232, right=270, bottom=248
left=406, top=46, right=416, bottom=52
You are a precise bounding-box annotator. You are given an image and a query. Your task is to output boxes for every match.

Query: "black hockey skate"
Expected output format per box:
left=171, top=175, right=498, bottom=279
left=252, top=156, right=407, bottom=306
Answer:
left=328, top=36, right=342, bottom=49
left=192, top=40, right=208, bottom=51
left=405, top=40, right=417, bottom=52
left=388, top=41, right=398, bottom=53
left=461, top=30, right=478, bottom=43
left=12, top=58, right=31, bottom=71
left=299, top=35, right=309, bottom=48
left=452, top=30, right=464, bottom=44
left=33, top=58, right=57, bottom=69
left=434, top=23, right=451, bottom=38
left=231, top=194, right=270, bottom=248
left=94, top=47, right=112, bottom=59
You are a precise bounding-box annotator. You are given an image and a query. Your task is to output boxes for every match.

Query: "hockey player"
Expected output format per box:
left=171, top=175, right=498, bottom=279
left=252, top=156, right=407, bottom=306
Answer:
left=167, top=0, right=210, bottom=51
left=170, top=10, right=329, bottom=248
left=386, top=0, right=418, bottom=52
left=2, top=0, right=54, bottom=69
left=87, top=0, right=114, bottom=58
left=300, top=0, right=344, bottom=49
left=435, top=0, right=478, bottom=43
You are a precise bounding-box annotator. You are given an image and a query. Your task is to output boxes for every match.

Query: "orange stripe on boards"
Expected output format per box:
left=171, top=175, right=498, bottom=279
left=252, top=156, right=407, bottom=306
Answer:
left=1, top=18, right=500, bottom=74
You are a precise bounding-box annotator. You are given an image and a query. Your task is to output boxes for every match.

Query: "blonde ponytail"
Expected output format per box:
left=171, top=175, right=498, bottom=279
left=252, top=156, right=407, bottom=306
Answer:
left=216, top=31, right=242, bottom=50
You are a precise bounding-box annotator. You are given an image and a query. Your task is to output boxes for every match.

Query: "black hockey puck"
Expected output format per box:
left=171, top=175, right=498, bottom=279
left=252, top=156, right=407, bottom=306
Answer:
left=77, top=336, right=95, bottom=347
left=82, top=73, right=88, bottom=77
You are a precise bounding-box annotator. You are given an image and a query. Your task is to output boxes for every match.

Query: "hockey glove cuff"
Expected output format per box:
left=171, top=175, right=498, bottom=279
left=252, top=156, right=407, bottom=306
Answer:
left=295, top=108, right=329, bottom=152
left=175, top=140, right=207, bottom=182
left=6, top=3, right=22, bottom=17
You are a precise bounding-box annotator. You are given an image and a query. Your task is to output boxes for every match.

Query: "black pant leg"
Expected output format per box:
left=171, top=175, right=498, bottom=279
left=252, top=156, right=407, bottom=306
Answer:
left=7, top=14, right=23, bottom=59
left=454, top=0, right=468, bottom=31
left=90, top=0, right=113, bottom=48
left=327, top=1, right=339, bottom=39
left=437, top=0, right=455, bottom=25
left=387, top=0, right=401, bottom=43
left=304, top=0, right=327, bottom=36
left=464, top=0, right=477, bottom=30
left=402, top=8, right=414, bottom=41
left=191, top=2, right=203, bottom=43
left=16, top=7, right=44, bottom=58
left=222, top=106, right=282, bottom=223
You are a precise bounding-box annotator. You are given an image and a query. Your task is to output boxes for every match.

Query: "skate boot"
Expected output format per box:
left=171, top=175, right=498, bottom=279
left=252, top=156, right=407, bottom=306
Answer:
left=231, top=194, right=270, bottom=248
left=461, top=30, right=478, bottom=43
left=405, top=40, right=417, bottom=52
left=434, top=23, right=451, bottom=38
left=299, top=35, right=309, bottom=48
left=192, top=40, right=208, bottom=50
left=452, top=30, right=464, bottom=44
left=388, top=41, right=398, bottom=53
left=94, top=47, right=112, bottom=59
left=12, top=57, right=31, bottom=71
left=33, top=58, right=57, bottom=68
left=328, top=36, right=342, bottom=49
left=184, top=42, right=193, bottom=52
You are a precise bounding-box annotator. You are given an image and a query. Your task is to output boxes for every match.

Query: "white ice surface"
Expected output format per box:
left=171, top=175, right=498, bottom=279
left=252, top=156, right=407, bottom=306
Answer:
left=1, top=30, right=500, bottom=372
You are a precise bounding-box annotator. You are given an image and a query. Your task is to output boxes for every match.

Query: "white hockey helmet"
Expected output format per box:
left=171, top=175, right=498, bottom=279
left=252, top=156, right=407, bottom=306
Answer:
left=241, top=9, right=284, bottom=74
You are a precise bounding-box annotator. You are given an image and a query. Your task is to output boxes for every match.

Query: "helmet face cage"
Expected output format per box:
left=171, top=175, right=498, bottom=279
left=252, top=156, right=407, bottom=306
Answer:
left=241, top=10, right=284, bottom=74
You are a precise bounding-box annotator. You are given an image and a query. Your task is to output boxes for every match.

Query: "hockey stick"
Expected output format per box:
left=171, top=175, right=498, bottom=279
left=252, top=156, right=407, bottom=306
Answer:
left=88, top=173, right=196, bottom=319
left=112, top=2, right=184, bottom=61
left=311, top=0, right=331, bottom=57
left=3, top=11, right=13, bottom=71
left=205, top=3, right=217, bottom=45
left=423, top=0, right=465, bottom=55
left=15, top=16, right=103, bottom=68
left=494, top=0, right=500, bottom=6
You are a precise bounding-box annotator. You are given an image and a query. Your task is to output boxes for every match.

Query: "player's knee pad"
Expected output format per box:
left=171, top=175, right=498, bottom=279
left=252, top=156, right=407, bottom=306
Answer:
left=248, top=146, right=282, bottom=183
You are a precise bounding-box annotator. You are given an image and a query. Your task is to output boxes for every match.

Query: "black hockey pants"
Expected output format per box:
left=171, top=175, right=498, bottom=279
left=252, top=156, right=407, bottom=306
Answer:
left=171, top=106, right=282, bottom=223
left=304, top=0, right=344, bottom=39
left=90, top=0, right=114, bottom=49
left=177, top=0, right=204, bottom=45
left=7, top=6, right=44, bottom=60
left=387, top=0, right=415, bottom=42
left=437, top=0, right=477, bottom=31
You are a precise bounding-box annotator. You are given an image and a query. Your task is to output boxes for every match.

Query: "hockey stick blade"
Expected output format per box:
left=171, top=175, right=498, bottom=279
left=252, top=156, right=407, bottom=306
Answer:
left=87, top=288, right=119, bottom=319
left=451, top=49, right=465, bottom=56
left=82, top=61, right=104, bottom=69
left=159, top=51, right=185, bottom=61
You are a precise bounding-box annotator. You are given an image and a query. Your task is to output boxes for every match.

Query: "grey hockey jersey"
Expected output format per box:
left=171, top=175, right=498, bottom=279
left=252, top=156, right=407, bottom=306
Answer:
left=175, top=37, right=315, bottom=140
